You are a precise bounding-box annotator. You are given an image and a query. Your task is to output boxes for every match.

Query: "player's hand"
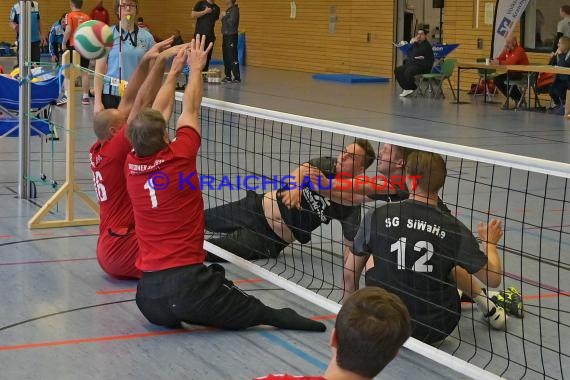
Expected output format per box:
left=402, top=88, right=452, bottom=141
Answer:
left=279, top=188, right=302, bottom=209
left=307, top=165, right=327, bottom=189
left=144, top=36, right=175, bottom=60
left=221, top=11, right=227, bottom=17
left=204, top=7, right=213, bottom=14
left=169, top=45, right=189, bottom=75
left=188, top=34, right=213, bottom=72
left=477, top=219, right=503, bottom=247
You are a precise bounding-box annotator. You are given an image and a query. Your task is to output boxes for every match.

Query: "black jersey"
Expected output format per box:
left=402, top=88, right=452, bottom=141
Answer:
left=276, top=157, right=361, bottom=244
left=193, top=0, right=220, bottom=37
left=368, top=185, right=451, bottom=214
left=353, top=200, right=487, bottom=339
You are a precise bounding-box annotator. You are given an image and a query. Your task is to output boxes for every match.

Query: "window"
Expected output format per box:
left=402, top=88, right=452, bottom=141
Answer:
left=522, top=0, right=566, bottom=52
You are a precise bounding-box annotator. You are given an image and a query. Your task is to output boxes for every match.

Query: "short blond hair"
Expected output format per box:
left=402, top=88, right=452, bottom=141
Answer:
left=405, top=151, right=447, bottom=193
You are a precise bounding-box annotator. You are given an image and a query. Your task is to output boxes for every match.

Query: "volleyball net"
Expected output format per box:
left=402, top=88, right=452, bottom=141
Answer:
left=170, top=95, right=570, bottom=380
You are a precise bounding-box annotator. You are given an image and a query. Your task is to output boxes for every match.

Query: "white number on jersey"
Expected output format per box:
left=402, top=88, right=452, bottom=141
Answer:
left=392, top=237, right=434, bottom=273
left=93, top=171, right=107, bottom=202
left=143, top=179, right=158, bottom=208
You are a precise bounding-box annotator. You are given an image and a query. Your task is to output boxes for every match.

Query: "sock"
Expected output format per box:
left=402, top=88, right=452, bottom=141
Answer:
left=82, top=93, right=89, bottom=99
left=260, top=307, right=326, bottom=332
left=473, top=289, right=495, bottom=315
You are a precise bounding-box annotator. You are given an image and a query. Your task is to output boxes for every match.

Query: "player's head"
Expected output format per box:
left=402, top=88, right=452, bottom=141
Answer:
left=127, top=108, right=168, bottom=157
left=70, top=0, right=83, bottom=10
left=93, top=109, right=126, bottom=142
left=415, top=28, right=428, bottom=42
left=405, top=151, right=447, bottom=194
left=331, top=287, right=411, bottom=378
left=115, top=0, right=138, bottom=20
left=336, top=139, right=375, bottom=176
left=59, top=13, right=67, bottom=26
left=505, top=35, right=518, bottom=50
left=377, top=144, right=412, bottom=177
left=226, top=0, right=236, bottom=6
left=559, top=36, right=570, bottom=52
left=561, top=5, right=570, bottom=17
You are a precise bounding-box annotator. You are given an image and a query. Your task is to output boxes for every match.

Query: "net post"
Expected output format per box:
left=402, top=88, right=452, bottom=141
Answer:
left=18, top=0, right=31, bottom=200
left=28, top=51, right=100, bottom=229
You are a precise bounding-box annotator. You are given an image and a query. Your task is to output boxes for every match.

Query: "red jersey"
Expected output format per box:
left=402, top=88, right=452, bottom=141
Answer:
left=497, top=45, right=529, bottom=65
left=254, top=375, right=325, bottom=380
left=125, top=127, right=204, bottom=272
left=90, top=6, right=109, bottom=25
left=90, top=127, right=140, bottom=279
left=65, top=10, right=90, bottom=46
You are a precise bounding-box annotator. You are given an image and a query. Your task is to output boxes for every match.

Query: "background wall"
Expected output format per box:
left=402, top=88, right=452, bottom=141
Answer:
left=0, top=0, right=551, bottom=87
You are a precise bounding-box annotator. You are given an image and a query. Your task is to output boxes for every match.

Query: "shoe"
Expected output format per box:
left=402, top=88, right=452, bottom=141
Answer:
left=489, top=287, right=524, bottom=318
left=221, top=77, right=232, bottom=83
left=81, top=97, right=90, bottom=105
left=56, top=96, right=68, bottom=106
left=399, top=89, right=414, bottom=97
left=232, top=78, right=241, bottom=83
left=484, top=304, right=507, bottom=330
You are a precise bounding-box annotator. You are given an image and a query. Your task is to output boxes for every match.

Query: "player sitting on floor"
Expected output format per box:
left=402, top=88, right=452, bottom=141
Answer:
left=255, top=287, right=411, bottom=380
left=89, top=36, right=178, bottom=279
left=124, top=35, right=325, bottom=332
left=205, top=139, right=376, bottom=261
left=351, top=151, right=507, bottom=344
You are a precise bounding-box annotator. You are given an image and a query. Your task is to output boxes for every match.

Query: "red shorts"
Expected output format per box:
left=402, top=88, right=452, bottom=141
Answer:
left=97, top=228, right=141, bottom=280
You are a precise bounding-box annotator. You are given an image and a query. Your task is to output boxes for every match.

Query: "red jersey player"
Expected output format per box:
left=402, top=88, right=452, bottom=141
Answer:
left=254, top=288, right=411, bottom=380
left=124, top=35, right=325, bottom=332
left=89, top=36, right=179, bottom=279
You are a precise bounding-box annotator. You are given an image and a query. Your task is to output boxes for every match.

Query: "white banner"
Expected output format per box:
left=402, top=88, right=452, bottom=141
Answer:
left=492, top=0, right=531, bottom=58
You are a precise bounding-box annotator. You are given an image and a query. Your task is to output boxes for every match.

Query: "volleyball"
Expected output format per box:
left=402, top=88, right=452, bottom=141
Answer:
left=73, top=20, right=114, bottom=60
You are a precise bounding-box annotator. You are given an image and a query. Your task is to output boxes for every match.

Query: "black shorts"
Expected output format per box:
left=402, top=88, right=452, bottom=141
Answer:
left=66, top=45, right=90, bottom=69
left=136, top=263, right=267, bottom=330
left=206, top=191, right=289, bottom=260
left=102, top=93, right=121, bottom=109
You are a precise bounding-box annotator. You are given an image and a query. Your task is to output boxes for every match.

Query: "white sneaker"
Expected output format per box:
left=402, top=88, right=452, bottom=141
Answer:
left=400, top=89, right=414, bottom=97
left=484, top=304, right=507, bottom=330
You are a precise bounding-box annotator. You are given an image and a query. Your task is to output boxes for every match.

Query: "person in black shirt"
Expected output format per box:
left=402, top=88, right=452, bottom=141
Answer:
left=352, top=151, right=506, bottom=344
left=192, top=0, right=220, bottom=72
left=395, top=29, right=434, bottom=97
left=221, top=0, right=240, bottom=82
left=204, top=139, right=376, bottom=261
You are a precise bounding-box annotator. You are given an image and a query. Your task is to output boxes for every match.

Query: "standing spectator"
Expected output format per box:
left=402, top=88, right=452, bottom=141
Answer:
left=192, top=0, right=220, bottom=72
left=60, top=0, right=91, bottom=106
left=254, top=288, right=411, bottom=380
left=491, top=36, right=529, bottom=109
left=94, top=0, right=155, bottom=114
left=554, top=5, right=570, bottom=52
left=48, top=14, right=66, bottom=65
left=8, top=0, right=47, bottom=66
left=221, top=0, right=240, bottom=83
left=90, top=0, right=110, bottom=25
left=394, top=29, right=434, bottom=97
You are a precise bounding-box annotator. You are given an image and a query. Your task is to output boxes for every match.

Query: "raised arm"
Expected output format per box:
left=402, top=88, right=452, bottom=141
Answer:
left=119, top=36, right=174, bottom=117
left=473, top=219, right=503, bottom=288
left=176, top=35, right=213, bottom=134
left=152, top=46, right=189, bottom=122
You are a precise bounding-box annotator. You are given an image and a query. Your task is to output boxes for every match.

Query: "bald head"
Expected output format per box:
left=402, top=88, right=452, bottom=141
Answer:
left=93, top=109, right=126, bottom=142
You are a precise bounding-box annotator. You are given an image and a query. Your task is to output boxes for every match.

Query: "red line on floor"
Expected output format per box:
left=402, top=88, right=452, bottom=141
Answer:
left=312, top=315, right=336, bottom=321
left=0, top=327, right=213, bottom=352
left=0, top=258, right=96, bottom=266
left=0, top=235, right=13, bottom=239
left=96, top=278, right=265, bottom=295
left=523, top=291, right=570, bottom=301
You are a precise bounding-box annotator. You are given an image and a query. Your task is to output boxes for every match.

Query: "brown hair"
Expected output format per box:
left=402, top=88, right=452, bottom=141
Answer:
left=335, top=287, right=411, bottom=378
left=355, top=139, right=376, bottom=169
left=405, top=151, right=447, bottom=193
left=126, top=108, right=168, bottom=157
left=71, top=0, right=84, bottom=9
left=114, top=0, right=139, bottom=17
left=562, top=5, right=570, bottom=15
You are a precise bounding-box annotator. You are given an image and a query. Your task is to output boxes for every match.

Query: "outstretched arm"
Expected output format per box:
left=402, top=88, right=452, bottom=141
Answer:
left=473, top=219, right=503, bottom=288
left=119, top=36, right=174, bottom=117
left=176, top=34, right=213, bottom=134
left=152, top=45, right=189, bottom=122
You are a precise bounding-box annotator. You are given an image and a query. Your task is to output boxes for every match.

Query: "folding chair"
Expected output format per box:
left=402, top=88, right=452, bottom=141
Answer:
left=0, top=74, right=63, bottom=196
left=417, top=59, right=457, bottom=100
left=473, top=58, right=498, bottom=99
left=505, top=73, right=541, bottom=110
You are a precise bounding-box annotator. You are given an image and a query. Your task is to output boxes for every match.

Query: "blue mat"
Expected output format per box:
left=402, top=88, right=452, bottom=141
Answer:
left=312, top=73, right=389, bottom=83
